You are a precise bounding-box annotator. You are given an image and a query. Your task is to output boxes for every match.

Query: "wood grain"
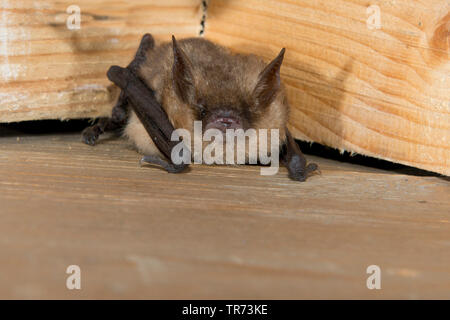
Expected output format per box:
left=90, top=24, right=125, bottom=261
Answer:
left=0, top=0, right=202, bottom=122
left=204, top=0, right=450, bottom=176
left=0, top=132, right=449, bottom=299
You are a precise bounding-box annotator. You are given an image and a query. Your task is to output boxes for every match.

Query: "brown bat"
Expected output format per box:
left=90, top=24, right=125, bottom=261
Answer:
left=82, top=34, right=318, bottom=181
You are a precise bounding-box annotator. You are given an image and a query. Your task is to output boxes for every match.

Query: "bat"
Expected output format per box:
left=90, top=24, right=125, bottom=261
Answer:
left=82, top=34, right=319, bottom=181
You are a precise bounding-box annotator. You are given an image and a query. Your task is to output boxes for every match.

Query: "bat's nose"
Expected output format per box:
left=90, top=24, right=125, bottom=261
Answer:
left=205, top=115, right=243, bottom=132
left=217, top=117, right=241, bottom=129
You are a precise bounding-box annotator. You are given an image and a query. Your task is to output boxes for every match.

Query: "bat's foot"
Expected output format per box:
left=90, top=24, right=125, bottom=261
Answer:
left=140, top=155, right=187, bottom=173
left=282, top=128, right=320, bottom=182
left=81, top=125, right=102, bottom=146
left=287, top=155, right=320, bottom=182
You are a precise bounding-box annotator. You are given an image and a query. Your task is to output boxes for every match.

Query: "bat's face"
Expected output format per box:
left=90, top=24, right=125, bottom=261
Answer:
left=170, top=37, right=288, bottom=138
left=193, top=95, right=250, bottom=133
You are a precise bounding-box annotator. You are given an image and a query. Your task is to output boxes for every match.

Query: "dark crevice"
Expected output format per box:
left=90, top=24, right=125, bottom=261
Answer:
left=0, top=119, right=90, bottom=135
left=199, top=0, right=208, bottom=36
left=296, top=140, right=445, bottom=178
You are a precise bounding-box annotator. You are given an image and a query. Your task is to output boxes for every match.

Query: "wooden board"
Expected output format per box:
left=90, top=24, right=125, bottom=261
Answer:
left=0, top=131, right=449, bottom=299
left=204, top=0, right=450, bottom=176
left=0, top=0, right=202, bottom=122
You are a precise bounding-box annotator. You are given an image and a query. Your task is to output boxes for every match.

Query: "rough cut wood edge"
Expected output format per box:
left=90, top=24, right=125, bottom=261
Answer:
left=204, top=0, right=450, bottom=176
left=0, top=0, right=203, bottom=123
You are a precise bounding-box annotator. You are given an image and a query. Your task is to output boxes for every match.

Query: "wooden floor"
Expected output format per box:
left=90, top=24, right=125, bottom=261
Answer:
left=0, top=130, right=449, bottom=299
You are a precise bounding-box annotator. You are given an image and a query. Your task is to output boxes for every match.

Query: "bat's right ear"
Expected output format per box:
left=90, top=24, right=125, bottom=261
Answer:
left=252, top=48, right=285, bottom=109
left=172, top=36, right=196, bottom=104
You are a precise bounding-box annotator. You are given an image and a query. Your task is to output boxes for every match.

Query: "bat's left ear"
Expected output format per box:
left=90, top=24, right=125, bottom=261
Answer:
left=252, top=48, right=285, bottom=109
left=172, top=35, right=196, bottom=105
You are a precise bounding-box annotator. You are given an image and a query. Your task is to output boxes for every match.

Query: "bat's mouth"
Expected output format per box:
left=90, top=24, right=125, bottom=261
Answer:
left=204, top=113, right=243, bottom=133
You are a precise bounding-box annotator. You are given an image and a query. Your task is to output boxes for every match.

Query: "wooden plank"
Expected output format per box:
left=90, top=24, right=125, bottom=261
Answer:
left=0, top=0, right=202, bottom=122
left=204, top=0, right=450, bottom=176
left=0, top=132, right=449, bottom=299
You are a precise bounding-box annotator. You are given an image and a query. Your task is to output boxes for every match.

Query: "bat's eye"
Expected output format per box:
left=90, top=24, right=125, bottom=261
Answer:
left=196, top=104, right=207, bottom=118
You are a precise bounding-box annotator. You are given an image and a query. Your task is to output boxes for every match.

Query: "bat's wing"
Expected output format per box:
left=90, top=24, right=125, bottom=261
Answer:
left=107, top=65, right=188, bottom=173
left=104, top=34, right=188, bottom=173
left=82, top=34, right=156, bottom=146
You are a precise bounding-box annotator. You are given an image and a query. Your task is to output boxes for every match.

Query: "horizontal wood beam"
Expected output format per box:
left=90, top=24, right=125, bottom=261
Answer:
left=0, top=0, right=202, bottom=122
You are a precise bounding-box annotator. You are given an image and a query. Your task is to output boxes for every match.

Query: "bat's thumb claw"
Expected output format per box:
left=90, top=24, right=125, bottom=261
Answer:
left=139, top=157, right=147, bottom=166
left=306, top=163, right=321, bottom=176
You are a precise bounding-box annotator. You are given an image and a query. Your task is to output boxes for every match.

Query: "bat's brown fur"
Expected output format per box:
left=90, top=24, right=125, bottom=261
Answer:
left=124, top=37, right=289, bottom=160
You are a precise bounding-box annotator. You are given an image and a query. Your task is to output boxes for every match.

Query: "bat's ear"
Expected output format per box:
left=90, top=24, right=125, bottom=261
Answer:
left=172, top=35, right=196, bottom=104
left=253, top=48, right=285, bottom=109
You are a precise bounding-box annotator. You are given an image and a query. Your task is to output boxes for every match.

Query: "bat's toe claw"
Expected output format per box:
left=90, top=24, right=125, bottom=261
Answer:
left=306, top=162, right=320, bottom=175
left=288, top=162, right=320, bottom=182
left=81, top=127, right=100, bottom=146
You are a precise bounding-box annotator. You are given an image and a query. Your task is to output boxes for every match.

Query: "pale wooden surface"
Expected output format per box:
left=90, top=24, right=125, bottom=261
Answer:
left=205, top=0, right=450, bottom=176
left=0, top=131, right=449, bottom=299
left=0, top=0, right=202, bottom=122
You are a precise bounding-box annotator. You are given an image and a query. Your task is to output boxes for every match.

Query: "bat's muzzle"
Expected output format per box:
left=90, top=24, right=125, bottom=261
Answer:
left=204, top=111, right=244, bottom=133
